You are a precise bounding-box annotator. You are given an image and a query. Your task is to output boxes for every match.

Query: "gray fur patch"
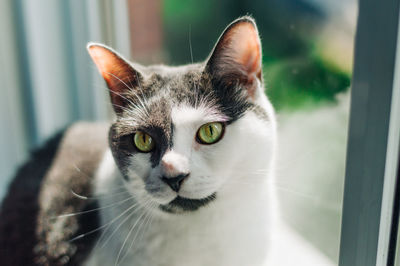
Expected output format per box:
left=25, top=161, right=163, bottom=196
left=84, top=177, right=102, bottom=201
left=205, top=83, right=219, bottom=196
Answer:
left=0, top=122, right=108, bottom=265
left=250, top=104, right=269, bottom=121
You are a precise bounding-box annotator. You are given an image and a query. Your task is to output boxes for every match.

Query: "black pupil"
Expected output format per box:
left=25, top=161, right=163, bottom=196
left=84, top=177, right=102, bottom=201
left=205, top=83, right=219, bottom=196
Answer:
left=142, top=134, right=146, bottom=143
left=209, top=125, right=213, bottom=136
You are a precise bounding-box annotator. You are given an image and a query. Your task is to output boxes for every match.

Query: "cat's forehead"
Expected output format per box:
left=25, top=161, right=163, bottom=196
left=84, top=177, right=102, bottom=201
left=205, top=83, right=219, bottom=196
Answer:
left=142, top=63, right=209, bottom=97
left=147, top=67, right=228, bottom=126
left=114, top=61, right=252, bottom=135
left=143, top=63, right=204, bottom=78
left=114, top=65, right=211, bottom=127
left=171, top=103, right=228, bottom=127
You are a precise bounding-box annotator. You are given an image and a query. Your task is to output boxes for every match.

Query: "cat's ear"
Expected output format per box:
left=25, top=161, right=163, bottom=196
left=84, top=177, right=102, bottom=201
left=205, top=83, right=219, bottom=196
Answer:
left=87, top=43, right=143, bottom=114
left=205, top=17, right=262, bottom=99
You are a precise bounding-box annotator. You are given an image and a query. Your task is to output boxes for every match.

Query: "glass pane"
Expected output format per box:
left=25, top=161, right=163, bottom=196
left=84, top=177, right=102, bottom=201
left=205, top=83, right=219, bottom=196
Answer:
left=161, top=1, right=356, bottom=264
left=1, top=0, right=358, bottom=265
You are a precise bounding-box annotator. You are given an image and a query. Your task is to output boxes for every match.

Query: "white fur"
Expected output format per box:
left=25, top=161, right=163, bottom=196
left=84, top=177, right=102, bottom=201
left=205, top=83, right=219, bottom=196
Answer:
left=84, top=91, right=334, bottom=266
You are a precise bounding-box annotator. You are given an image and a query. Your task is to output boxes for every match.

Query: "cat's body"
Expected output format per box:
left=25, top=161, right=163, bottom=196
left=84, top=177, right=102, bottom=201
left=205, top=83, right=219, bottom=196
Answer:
left=0, top=123, right=108, bottom=265
left=86, top=146, right=273, bottom=266
left=0, top=17, right=334, bottom=266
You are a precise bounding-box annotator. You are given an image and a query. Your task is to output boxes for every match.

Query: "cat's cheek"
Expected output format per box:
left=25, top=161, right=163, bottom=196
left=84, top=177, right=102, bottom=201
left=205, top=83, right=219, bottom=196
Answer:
left=125, top=153, right=152, bottom=180
left=193, top=142, right=201, bottom=151
left=182, top=166, right=225, bottom=199
left=189, top=144, right=233, bottom=192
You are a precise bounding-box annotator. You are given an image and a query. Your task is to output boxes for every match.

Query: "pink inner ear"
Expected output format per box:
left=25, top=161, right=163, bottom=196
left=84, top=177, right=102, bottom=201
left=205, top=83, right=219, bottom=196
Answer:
left=227, top=22, right=262, bottom=80
left=88, top=46, right=119, bottom=84
left=88, top=45, right=136, bottom=113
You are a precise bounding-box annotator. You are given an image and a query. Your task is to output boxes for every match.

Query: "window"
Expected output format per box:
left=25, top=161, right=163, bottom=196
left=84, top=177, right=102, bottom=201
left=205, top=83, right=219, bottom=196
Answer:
left=339, top=0, right=400, bottom=265
left=1, top=0, right=399, bottom=265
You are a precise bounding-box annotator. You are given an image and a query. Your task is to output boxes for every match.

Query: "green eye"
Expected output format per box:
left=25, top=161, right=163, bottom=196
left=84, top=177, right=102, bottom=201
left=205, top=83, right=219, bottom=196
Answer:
left=133, top=131, right=155, bottom=152
left=196, top=122, right=225, bottom=144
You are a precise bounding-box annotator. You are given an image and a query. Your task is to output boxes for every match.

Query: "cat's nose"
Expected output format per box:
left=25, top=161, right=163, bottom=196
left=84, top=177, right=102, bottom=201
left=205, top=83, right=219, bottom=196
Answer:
left=161, top=173, right=189, bottom=192
left=161, top=150, right=189, bottom=177
left=160, top=150, right=190, bottom=192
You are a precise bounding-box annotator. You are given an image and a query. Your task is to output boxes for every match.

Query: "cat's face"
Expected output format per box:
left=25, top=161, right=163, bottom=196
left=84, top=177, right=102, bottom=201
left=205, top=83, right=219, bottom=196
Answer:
left=88, top=17, right=276, bottom=214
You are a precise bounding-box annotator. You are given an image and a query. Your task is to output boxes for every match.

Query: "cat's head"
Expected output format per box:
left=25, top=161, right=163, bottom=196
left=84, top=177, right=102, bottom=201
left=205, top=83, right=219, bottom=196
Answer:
left=88, top=17, right=276, bottom=214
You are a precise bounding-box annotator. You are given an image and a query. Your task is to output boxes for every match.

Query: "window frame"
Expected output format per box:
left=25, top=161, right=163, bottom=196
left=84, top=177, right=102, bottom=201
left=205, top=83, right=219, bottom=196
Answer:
left=338, top=0, right=400, bottom=265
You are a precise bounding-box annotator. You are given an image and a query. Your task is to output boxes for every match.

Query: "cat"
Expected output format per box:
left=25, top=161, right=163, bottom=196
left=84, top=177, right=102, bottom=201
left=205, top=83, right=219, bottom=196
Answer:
left=0, top=16, right=333, bottom=266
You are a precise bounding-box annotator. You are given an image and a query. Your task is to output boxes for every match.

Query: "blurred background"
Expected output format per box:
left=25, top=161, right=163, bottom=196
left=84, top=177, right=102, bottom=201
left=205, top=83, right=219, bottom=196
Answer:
left=0, top=0, right=357, bottom=264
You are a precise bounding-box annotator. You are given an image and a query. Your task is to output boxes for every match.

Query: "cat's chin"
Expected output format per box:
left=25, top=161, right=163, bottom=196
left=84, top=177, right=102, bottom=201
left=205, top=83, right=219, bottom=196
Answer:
left=158, top=193, right=217, bottom=214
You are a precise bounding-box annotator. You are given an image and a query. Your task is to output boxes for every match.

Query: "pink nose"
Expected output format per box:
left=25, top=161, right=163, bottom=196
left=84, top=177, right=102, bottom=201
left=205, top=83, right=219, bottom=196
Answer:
left=160, top=151, right=190, bottom=192
left=161, top=160, right=175, bottom=172
left=160, top=150, right=189, bottom=178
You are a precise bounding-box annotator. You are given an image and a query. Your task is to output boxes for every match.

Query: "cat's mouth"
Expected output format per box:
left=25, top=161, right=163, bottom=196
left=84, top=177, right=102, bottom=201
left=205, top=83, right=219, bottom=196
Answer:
left=159, top=193, right=216, bottom=213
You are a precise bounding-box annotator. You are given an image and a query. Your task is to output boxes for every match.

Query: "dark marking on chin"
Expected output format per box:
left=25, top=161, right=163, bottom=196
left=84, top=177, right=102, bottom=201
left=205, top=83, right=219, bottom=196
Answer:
left=159, top=193, right=217, bottom=213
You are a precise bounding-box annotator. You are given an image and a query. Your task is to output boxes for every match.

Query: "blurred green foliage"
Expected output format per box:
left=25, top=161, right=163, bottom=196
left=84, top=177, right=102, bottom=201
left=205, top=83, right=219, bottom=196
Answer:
left=163, top=0, right=351, bottom=111
left=265, top=56, right=350, bottom=110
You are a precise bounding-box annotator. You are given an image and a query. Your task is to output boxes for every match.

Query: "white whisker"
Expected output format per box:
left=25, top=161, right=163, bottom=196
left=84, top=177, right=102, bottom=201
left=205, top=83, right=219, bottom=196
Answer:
left=98, top=201, right=146, bottom=250
left=120, top=205, right=154, bottom=262
left=115, top=201, right=152, bottom=266
left=189, top=24, right=194, bottom=64
left=53, top=196, right=134, bottom=219
left=70, top=188, right=130, bottom=201
left=68, top=201, right=140, bottom=243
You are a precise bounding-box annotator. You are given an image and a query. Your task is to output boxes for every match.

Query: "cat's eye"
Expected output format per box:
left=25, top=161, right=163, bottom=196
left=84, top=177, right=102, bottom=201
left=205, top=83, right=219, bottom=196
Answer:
left=196, top=122, right=225, bottom=145
left=133, top=131, right=155, bottom=152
